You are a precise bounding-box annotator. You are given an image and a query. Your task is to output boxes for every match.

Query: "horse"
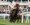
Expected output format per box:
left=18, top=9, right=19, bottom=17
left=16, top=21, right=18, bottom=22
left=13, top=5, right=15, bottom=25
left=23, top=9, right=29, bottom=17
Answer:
left=10, top=8, right=19, bottom=23
left=17, top=9, right=22, bottom=23
left=10, top=4, right=22, bottom=23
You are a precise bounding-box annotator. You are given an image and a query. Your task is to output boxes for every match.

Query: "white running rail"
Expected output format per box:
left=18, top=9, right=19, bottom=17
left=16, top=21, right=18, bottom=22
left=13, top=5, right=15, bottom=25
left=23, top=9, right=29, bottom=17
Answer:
left=0, top=14, right=10, bottom=20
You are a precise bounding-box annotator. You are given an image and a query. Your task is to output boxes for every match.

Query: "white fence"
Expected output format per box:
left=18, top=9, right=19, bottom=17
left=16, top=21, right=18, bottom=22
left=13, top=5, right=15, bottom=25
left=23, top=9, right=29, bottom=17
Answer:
left=21, top=12, right=30, bottom=23
left=0, top=14, right=10, bottom=20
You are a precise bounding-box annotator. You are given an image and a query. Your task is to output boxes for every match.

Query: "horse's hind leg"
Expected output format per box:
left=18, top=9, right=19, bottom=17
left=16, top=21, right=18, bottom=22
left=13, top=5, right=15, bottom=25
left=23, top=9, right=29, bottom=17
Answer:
left=10, top=18, right=12, bottom=23
left=20, top=18, right=21, bottom=23
left=17, top=17, right=19, bottom=23
left=10, top=17, right=13, bottom=23
left=19, top=15, right=22, bottom=23
left=17, top=18, right=19, bottom=22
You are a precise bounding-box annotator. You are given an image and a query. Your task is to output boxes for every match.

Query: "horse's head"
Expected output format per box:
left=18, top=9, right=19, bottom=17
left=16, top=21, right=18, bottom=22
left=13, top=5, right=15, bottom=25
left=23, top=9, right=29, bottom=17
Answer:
left=14, top=4, right=20, bottom=9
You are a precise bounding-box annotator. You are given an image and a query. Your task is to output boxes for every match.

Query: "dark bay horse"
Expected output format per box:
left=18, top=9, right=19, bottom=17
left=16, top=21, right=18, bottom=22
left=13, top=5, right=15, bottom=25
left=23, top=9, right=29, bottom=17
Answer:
left=10, top=9, right=17, bottom=23
left=10, top=8, right=22, bottom=23
left=10, top=4, right=22, bottom=23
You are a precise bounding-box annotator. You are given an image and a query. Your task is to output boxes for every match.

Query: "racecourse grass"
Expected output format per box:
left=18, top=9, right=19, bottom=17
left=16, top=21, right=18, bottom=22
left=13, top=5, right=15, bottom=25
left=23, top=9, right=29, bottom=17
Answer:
left=0, top=19, right=30, bottom=25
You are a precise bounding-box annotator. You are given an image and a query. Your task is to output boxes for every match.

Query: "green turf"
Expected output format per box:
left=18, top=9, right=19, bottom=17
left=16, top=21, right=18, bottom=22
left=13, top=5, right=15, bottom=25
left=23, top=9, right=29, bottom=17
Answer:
left=0, top=19, right=30, bottom=25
